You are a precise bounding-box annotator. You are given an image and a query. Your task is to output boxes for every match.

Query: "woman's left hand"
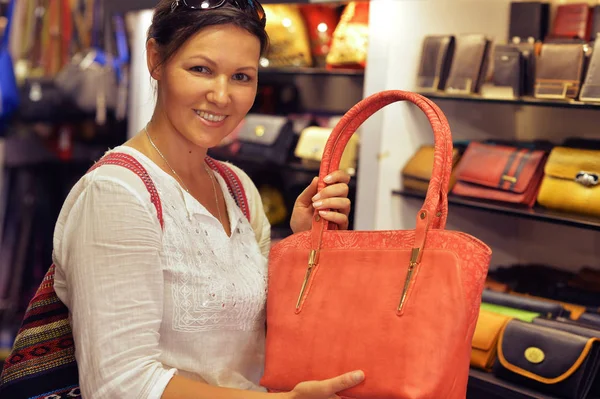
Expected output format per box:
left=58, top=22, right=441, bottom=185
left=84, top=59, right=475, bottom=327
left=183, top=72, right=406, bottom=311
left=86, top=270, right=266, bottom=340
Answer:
left=290, top=170, right=352, bottom=234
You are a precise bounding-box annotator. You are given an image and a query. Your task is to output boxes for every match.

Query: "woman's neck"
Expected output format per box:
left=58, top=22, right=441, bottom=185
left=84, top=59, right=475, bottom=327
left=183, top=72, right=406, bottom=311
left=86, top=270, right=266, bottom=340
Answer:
left=145, top=110, right=208, bottom=182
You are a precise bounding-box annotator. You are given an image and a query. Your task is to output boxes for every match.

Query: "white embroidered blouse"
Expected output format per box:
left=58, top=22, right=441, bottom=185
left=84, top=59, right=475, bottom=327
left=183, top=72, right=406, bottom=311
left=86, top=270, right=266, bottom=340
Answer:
left=52, top=145, right=271, bottom=398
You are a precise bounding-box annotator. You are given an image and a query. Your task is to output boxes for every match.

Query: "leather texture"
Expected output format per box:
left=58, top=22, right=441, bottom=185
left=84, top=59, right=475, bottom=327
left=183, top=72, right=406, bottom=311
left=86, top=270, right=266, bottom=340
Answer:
left=260, top=90, right=492, bottom=399
left=471, top=309, right=512, bottom=371
left=534, top=43, right=586, bottom=99
left=491, top=44, right=524, bottom=97
left=550, top=3, right=592, bottom=41
left=508, top=292, right=587, bottom=320
left=579, top=312, right=600, bottom=328
left=416, top=35, right=455, bottom=91
left=580, top=38, right=600, bottom=101
left=445, top=34, right=490, bottom=94
left=494, top=319, right=600, bottom=399
left=482, top=290, right=570, bottom=318
left=508, top=1, right=549, bottom=42
left=237, top=114, right=297, bottom=165
left=452, top=142, right=546, bottom=207
left=401, top=145, right=460, bottom=192
left=537, top=146, right=600, bottom=217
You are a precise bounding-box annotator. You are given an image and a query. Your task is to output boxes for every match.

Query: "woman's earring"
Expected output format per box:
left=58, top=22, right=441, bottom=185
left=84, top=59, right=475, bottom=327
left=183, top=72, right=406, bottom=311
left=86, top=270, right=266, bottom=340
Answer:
left=171, top=1, right=180, bottom=12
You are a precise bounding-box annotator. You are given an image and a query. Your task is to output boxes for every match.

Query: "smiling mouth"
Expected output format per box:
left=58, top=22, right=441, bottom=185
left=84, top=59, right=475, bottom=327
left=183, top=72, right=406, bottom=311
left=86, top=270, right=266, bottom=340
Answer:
left=195, top=110, right=228, bottom=122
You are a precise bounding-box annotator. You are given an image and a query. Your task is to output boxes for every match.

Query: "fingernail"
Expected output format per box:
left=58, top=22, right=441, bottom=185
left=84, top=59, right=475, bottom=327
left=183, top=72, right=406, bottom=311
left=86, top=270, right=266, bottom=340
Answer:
left=318, top=210, right=328, bottom=216
left=353, top=371, right=364, bottom=382
left=313, top=201, right=323, bottom=208
left=324, top=175, right=333, bottom=183
left=312, top=193, right=321, bottom=202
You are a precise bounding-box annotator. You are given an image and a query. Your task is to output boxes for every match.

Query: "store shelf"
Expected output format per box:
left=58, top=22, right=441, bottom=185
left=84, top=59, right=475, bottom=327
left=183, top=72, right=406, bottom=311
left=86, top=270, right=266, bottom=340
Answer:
left=2, top=135, right=106, bottom=168
left=259, top=67, right=364, bottom=77
left=418, top=91, right=600, bottom=111
left=393, top=189, right=600, bottom=231
left=467, top=369, right=559, bottom=399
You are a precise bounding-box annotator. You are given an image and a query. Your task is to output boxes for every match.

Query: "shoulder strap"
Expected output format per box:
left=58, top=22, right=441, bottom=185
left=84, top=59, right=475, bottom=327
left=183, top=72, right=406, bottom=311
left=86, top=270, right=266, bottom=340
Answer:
left=204, top=157, right=251, bottom=223
left=87, top=152, right=164, bottom=229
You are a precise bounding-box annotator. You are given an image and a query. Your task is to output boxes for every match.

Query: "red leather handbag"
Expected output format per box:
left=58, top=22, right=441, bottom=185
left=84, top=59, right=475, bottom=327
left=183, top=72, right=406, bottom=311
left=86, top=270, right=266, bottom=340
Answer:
left=451, top=142, right=547, bottom=208
left=260, top=90, right=492, bottom=399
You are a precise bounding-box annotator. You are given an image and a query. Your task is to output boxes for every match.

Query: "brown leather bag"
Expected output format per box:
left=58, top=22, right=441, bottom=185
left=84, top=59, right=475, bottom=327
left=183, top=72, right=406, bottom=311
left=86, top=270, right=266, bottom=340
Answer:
left=401, top=145, right=461, bottom=192
left=534, top=43, right=587, bottom=100
left=260, top=90, right=492, bottom=399
left=451, top=142, right=547, bottom=207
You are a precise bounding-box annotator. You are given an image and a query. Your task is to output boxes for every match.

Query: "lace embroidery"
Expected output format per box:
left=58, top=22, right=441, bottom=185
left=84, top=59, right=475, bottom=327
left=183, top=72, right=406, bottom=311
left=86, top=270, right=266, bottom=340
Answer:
left=158, top=177, right=267, bottom=333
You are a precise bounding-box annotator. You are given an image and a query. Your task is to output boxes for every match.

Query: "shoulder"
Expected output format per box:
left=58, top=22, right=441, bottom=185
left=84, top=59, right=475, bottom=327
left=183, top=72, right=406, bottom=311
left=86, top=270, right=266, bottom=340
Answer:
left=54, top=149, right=163, bottom=235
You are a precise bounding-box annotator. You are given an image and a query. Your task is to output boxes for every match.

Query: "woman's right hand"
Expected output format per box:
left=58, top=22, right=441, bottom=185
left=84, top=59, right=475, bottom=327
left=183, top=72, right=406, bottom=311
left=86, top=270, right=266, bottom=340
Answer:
left=287, top=370, right=365, bottom=399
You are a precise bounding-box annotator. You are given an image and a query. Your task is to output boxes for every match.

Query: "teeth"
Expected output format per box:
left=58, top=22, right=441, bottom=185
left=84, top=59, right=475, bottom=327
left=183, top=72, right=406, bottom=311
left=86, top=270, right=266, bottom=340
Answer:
left=196, top=110, right=226, bottom=122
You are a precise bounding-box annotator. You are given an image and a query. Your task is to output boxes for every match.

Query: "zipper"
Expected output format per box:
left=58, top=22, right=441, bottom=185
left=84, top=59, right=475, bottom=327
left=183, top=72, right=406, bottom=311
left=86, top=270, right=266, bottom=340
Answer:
left=397, top=248, right=421, bottom=314
left=296, top=250, right=317, bottom=310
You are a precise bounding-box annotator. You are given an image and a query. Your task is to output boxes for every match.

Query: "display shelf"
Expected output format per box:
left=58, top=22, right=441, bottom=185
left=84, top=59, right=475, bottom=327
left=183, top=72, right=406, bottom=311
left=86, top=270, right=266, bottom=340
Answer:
left=2, top=135, right=106, bottom=168
left=393, top=189, right=600, bottom=232
left=259, top=67, right=364, bottom=77
left=467, top=369, right=559, bottom=399
left=417, top=91, right=600, bottom=111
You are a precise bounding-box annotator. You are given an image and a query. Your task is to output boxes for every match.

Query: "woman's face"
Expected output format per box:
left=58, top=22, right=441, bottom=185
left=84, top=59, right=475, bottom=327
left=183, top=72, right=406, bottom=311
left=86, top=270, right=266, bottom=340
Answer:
left=150, top=23, right=261, bottom=148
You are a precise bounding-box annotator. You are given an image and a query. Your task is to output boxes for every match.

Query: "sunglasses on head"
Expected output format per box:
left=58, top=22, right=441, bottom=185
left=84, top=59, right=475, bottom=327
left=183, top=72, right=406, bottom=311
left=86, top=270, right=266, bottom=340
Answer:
left=171, top=0, right=266, bottom=27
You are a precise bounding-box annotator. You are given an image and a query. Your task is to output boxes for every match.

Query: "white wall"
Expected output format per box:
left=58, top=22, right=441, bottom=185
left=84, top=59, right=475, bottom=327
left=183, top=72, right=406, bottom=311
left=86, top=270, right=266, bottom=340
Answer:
left=127, top=10, right=156, bottom=139
left=355, top=0, right=600, bottom=270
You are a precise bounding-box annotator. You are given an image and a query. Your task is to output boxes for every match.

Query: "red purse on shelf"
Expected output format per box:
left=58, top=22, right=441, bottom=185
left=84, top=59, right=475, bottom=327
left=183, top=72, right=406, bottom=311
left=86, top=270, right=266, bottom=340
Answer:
left=260, top=91, right=492, bottom=399
left=451, top=142, right=547, bottom=207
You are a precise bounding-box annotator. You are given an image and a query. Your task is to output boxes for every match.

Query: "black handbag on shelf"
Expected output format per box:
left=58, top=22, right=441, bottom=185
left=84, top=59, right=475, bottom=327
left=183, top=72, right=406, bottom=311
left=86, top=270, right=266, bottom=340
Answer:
left=237, top=114, right=297, bottom=165
left=482, top=289, right=572, bottom=319
left=494, top=319, right=600, bottom=399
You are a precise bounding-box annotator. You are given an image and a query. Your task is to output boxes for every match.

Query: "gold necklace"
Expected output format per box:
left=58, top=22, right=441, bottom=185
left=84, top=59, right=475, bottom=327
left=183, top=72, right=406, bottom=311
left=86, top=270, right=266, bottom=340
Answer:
left=144, top=124, right=224, bottom=226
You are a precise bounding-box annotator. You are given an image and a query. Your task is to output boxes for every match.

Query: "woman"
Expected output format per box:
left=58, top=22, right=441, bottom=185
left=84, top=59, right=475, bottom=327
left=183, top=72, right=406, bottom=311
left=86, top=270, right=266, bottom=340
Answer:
left=51, top=0, right=364, bottom=398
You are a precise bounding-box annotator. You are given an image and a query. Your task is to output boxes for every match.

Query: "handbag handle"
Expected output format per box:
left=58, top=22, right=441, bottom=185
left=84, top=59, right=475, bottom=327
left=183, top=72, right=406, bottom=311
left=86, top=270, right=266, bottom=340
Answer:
left=313, top=90, right=453, bottom=233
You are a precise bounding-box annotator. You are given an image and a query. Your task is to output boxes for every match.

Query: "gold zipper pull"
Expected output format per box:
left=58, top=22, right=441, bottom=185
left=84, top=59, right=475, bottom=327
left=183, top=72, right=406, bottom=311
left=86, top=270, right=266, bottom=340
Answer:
left=397, top=248, right=420, bottom=313
left=296, top=250, right=317, bottom=310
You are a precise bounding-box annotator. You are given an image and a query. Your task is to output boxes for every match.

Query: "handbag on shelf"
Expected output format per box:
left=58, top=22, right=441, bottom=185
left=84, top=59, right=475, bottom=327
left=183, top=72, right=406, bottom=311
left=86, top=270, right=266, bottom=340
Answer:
left=260, top=90, right=492, bottom=399
left=415, top=35, right=455, bottom=92
left=494, top=319, right=600, bottom=399
left=325, top=2, right=369, bottom=70
left=470, top=309, right=513, bottom=372
left=294, top=125, right=359, bottom=173
left=401, top=144, right=461, bottom=193
left=534, top=43, right=587, bottom=100
left=451, top=142, right=547, bottom=207
left=537, top=146, right=600, bottom=217
left=482, top=289, right=572, bottom=319
left=480, top=302, right=541, bottom=323
left=237, top=114, right=297, bottom=165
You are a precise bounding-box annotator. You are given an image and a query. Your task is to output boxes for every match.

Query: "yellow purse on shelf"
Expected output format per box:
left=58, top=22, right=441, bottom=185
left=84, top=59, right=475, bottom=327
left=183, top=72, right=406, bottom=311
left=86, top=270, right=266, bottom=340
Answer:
left=259, top=184, right=288, bottom=226
left=294, top=126, right=358, bottom=174
left=471, top=309, right=513, bottom=372
left=325, top=1, right=369, bottom=69
left=261, top=4, right=312, bottom=68
left=537, top=147, right=600, bottom=217
left=401, top=145, right=461, bottom=192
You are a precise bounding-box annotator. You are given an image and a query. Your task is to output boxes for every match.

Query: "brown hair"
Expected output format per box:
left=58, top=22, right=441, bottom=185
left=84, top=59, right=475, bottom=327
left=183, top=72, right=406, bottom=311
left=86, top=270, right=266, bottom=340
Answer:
left=148, top=0, right=269, bottom=72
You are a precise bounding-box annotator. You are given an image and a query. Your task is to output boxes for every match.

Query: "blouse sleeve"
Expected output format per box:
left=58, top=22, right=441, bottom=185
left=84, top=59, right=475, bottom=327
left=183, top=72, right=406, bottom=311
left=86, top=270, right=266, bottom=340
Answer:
left=225, top=163, right=271, bottom=258
left=53, top=171, right=176, bottom=399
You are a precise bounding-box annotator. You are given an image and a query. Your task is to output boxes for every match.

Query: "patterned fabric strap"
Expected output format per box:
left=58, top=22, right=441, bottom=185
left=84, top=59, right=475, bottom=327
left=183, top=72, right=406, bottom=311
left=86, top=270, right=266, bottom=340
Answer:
left=205, top=156, right=251, bottom=223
